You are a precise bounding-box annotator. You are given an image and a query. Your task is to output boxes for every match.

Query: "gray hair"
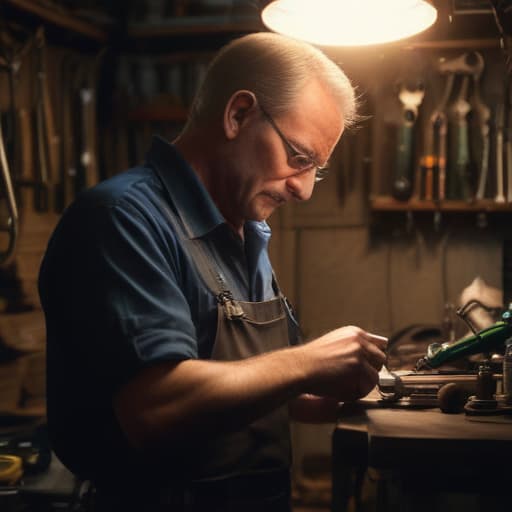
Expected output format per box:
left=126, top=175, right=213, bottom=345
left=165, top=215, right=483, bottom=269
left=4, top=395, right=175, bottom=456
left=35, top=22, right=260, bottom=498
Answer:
left=187, top=32, right=358, bottom=129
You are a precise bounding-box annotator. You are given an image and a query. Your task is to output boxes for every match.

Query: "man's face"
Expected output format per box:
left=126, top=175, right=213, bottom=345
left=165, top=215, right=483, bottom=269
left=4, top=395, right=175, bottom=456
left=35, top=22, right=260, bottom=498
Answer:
left=224, top=79, right=344, bottom=226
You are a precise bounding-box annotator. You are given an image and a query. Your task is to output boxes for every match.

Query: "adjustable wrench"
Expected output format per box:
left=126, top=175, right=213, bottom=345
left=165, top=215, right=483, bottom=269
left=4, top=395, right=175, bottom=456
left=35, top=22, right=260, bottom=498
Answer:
left=392, top=83, right=425, bottom=201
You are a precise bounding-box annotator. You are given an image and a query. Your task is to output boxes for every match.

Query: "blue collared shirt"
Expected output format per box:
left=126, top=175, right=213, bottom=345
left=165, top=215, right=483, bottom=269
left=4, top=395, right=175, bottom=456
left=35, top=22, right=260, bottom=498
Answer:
left=38, top=136, right=278, bottom=481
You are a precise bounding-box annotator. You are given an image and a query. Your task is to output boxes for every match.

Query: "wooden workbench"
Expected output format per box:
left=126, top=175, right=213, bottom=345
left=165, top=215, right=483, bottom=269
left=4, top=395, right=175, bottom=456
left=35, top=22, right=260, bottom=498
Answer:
left=332, top=400, right=512, bottom=512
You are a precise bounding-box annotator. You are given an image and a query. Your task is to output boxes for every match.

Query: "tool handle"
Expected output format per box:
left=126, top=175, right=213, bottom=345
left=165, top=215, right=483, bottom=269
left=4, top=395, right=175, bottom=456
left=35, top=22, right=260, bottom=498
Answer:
left=420, top=321, right=511, bottom=369
left=496, top=130, right=505, bottom=202
left=507, top=140, right=512, bottom=202
left=476, top=135, right=490, bottom=200
left=392, top=120, right=415, bottom=200
left=448, top=122, right=472, bottom=200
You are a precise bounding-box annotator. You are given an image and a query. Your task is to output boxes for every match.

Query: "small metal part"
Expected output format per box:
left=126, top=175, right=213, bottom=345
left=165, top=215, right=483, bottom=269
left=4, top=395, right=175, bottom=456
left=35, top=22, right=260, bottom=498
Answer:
left=476, top=361, right=496, bottom=400
left=379, top=366, right=478, bottom=403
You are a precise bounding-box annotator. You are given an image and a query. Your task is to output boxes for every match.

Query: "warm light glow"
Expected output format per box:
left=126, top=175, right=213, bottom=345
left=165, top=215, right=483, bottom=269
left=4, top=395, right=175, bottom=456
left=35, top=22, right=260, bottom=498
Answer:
left=261, top=0, right=438, bottom=46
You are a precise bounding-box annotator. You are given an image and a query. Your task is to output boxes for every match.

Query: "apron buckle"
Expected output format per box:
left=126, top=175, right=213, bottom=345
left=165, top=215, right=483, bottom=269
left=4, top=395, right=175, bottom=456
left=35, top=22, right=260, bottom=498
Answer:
left=217, top=291, right=245, bottom=320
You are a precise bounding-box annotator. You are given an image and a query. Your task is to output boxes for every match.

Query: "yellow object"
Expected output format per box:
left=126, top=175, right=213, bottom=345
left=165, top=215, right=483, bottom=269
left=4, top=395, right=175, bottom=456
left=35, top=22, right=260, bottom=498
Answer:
left=261, top=0, right=438, bottom=47
left=0, top=455, right=23, bottom=486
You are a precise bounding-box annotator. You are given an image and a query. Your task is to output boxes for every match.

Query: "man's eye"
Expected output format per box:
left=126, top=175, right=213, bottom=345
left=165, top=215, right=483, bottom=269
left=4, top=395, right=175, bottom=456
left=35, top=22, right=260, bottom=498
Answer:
left=291, top=155, right=314, bottom=171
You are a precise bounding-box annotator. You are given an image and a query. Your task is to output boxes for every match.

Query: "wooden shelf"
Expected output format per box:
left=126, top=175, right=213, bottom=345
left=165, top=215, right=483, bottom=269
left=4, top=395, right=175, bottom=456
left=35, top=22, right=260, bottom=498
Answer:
left=128, top=103, right=188, bottom=122
left=370, top=196, right=512, bottom=213
left=127, top=16, right=264, bottom=38
left=402, top=38, right=501, bottom=50
left=4, top=0, right=108, bottom=42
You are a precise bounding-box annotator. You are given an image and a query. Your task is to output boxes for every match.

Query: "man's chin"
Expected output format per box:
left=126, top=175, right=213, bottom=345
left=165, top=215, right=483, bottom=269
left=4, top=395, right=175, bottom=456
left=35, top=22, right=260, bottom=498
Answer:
left=248, top=206, right=277, bottom=222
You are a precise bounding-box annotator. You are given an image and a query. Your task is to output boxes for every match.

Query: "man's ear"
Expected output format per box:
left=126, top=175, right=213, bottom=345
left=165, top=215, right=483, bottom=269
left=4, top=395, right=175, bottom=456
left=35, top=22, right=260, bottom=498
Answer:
left=223, top=90, right=257, bottom=140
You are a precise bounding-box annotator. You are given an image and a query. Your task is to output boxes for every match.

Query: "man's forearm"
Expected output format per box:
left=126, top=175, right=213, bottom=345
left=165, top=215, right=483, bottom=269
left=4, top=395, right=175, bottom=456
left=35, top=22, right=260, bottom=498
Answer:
left=114, top=325, right=386, bottom=456
left=114, top=345, right=308, bottom=454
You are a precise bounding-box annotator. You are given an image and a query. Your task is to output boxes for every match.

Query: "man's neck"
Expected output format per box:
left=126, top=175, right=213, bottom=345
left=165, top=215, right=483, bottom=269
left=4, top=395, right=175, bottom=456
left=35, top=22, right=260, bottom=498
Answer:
left=173, top=131, right=245, bottom=239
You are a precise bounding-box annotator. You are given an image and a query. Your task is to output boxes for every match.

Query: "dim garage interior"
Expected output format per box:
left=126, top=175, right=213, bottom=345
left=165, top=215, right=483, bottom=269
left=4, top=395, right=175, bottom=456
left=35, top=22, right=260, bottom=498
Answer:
left=0, top=0, right=511, bottom=511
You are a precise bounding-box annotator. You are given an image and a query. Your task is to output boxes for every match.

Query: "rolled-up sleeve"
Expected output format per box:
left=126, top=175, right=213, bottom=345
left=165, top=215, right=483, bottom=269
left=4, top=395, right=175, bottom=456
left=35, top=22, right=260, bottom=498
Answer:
left=64, top=198, right=198, bottom=391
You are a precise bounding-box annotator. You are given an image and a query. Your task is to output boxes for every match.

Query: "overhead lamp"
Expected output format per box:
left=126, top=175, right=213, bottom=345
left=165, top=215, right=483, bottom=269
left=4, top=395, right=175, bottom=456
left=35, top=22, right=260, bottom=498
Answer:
left=261, top=0, right=438, bottom=47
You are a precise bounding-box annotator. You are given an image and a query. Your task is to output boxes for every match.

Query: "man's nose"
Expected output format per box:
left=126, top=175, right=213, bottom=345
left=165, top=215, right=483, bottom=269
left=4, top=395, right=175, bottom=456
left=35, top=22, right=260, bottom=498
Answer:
left=285, top=172, right=315, bottom=201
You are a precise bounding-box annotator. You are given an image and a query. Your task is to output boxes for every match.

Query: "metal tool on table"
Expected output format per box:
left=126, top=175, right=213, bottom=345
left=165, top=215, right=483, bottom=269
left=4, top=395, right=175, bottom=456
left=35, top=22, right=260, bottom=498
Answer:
left=392, top=83, right=425, bottom=201
left=379, top=302, right=512, bottom=412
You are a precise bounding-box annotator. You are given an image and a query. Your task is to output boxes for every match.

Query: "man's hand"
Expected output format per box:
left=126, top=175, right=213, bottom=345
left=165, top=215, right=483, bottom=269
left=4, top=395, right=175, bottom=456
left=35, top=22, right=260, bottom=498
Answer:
left=296, top=326, right=387, bottom=402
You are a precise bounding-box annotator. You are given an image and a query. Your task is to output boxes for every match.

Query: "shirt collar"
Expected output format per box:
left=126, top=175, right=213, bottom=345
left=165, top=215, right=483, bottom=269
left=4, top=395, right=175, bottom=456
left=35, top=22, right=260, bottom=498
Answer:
left=145, top=136, right=225, bottom=239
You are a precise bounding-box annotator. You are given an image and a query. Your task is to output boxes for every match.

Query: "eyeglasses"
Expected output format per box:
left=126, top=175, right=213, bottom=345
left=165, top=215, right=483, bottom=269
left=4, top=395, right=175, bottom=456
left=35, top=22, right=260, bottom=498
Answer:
left=258, top=104, right=329, bottom=183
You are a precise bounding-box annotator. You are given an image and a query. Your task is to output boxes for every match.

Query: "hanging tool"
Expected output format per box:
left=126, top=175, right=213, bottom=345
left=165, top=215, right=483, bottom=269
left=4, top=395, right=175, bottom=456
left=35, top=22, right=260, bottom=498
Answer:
left=31, top=28, right=60, bottom=212
left=0, top=112, right=18, bottom=265
left=422, top=52, right=486, bottom=202
left=73, top=50, right=104, bottom=198
left=506, top=79, right=512, bottom=202
left=392, top=83, right=425, bottom=201
left=55, top=52, right=79, bottom=212
left=0, top=30, right=25, bottom=264
left=421, top=73, right=454, bottom=201
left=448, top=74, right=473, bottom=200
left=469, top=54, right=492, bottom=201
left=495, top=103, right=505, bottom=203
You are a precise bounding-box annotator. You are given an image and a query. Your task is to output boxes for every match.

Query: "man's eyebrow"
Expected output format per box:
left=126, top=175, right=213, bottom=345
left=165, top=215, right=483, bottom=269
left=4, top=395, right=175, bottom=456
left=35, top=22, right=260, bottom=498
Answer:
left=288, top=138, right=319, bottom=162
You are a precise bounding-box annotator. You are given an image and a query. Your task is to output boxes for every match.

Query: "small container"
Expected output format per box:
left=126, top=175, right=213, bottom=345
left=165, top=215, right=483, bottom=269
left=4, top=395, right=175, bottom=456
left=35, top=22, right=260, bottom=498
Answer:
left=476, top=361, right=495, bottom=401
left=503, top=338, right=512, bottom=404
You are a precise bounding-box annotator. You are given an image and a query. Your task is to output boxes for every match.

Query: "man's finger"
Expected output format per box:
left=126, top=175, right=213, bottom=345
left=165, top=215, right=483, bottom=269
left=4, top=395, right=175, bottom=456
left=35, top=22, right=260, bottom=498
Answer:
left=361, top=332, right=388, bottom=350
left=358, top=359, right=379, bottom=397
left=360, top=337, right=387, bottom=371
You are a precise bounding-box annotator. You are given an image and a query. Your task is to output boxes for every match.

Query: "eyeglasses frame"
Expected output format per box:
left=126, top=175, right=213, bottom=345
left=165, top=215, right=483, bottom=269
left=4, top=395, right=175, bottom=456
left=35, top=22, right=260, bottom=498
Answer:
left=258, top=103, right=329, bottom=183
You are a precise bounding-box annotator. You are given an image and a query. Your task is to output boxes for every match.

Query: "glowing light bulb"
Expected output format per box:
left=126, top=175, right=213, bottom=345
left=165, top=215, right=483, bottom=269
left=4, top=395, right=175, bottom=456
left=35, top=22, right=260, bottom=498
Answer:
left=261, top=0, right=438, bottom=46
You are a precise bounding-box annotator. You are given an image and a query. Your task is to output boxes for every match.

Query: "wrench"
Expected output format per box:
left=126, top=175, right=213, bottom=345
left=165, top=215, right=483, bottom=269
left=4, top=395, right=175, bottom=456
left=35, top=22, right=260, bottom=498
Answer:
left=438, top=51, right=484, bottom=76
left=392, top=83, right=425, bottom=201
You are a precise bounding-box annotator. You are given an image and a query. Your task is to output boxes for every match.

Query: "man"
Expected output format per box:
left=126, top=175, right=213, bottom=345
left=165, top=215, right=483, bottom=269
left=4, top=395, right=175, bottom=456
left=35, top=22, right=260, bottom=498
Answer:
left=38, top=32, right=387, bottom=511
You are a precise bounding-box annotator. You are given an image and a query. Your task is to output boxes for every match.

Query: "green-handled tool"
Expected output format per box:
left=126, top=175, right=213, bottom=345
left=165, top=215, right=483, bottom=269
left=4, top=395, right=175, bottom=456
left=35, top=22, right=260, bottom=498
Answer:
left=392, top=83, right=424, bottom=201
left=415, top=308, right=512, bottom=370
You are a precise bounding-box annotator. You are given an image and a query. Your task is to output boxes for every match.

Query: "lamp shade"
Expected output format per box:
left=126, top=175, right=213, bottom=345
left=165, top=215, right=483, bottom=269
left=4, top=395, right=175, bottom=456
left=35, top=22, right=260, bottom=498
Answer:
left=261, top=0, right=438, bottom=46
